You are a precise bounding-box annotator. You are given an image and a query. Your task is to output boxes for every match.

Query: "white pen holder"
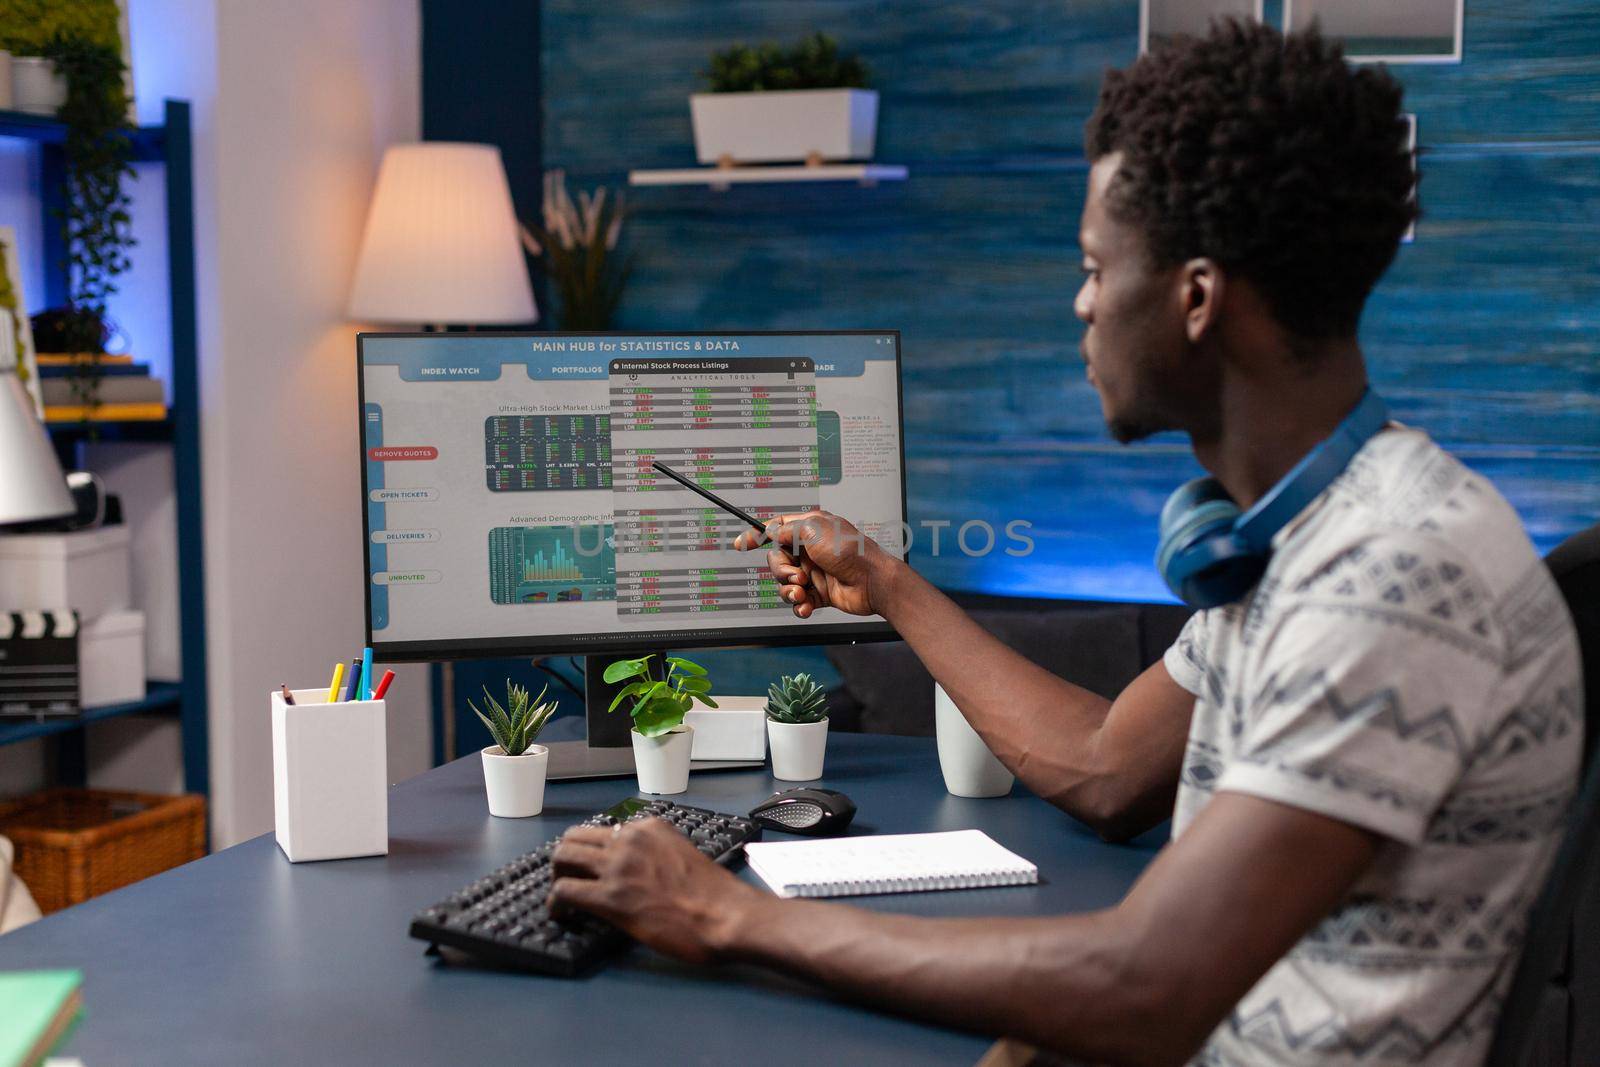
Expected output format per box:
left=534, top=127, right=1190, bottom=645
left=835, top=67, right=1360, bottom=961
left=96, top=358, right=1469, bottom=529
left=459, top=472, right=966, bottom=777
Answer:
left=271, top=687, right=388, bottom=862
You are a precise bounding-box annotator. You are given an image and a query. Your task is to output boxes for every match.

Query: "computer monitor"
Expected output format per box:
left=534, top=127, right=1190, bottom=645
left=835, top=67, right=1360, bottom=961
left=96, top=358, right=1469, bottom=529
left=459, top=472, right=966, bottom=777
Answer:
left=356, top=331, right=906, bottom=668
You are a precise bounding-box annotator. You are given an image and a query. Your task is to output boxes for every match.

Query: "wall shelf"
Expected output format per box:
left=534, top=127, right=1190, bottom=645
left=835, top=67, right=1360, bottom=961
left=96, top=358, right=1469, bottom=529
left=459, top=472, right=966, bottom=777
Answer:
left=0, top=682, right=181, bottom=747
left=629, top=163, right=908, bottom=188
left=0, top=107, right=168, bottom=162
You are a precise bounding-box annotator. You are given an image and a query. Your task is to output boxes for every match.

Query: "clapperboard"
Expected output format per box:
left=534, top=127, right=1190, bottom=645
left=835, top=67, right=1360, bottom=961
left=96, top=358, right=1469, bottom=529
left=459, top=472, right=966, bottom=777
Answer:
left=0, top=611, right=81, bottom=717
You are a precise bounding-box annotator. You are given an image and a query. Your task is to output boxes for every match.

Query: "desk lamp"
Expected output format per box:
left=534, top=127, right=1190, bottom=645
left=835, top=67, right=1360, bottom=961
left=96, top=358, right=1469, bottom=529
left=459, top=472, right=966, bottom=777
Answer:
left=0, top=308, right=74, bottom=526
left=347, top=142, right=537, bottom=758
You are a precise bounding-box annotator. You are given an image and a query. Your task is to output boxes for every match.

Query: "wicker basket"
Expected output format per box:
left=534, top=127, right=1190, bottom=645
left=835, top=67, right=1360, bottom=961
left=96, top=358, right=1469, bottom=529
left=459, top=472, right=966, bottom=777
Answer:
left=0, top=788, right=206, bottom=913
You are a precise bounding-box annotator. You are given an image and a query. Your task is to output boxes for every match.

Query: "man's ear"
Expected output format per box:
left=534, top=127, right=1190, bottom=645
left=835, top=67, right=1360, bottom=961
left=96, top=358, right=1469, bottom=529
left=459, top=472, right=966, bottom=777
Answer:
left=1180, top=258, right=1224, bottom=344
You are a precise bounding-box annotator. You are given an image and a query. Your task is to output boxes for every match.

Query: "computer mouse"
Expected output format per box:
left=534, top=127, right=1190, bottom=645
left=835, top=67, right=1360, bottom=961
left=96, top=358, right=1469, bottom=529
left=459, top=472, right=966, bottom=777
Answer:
left=748, top=787, right=856, bottom=836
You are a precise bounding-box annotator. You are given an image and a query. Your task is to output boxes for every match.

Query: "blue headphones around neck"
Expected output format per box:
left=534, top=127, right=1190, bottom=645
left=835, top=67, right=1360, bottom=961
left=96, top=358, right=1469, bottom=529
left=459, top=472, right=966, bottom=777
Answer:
left=1156, top=389, right=1389, bottom=609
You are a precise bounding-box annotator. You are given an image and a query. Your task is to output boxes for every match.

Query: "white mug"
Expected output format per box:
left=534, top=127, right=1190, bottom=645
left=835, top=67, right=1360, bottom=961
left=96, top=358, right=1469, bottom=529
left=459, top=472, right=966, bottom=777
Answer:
left=934, top=683, right=1015, bottom=798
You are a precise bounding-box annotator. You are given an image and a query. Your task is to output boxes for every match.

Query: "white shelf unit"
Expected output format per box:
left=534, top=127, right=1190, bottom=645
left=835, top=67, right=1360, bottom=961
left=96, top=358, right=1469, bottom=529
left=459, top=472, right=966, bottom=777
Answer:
left=628, top=163, right=909, bottom=189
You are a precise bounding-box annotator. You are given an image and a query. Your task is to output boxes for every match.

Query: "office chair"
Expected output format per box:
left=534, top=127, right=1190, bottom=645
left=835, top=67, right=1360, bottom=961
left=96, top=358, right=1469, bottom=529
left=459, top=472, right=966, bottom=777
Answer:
left=1486, top=523, right=1600, bottom=1067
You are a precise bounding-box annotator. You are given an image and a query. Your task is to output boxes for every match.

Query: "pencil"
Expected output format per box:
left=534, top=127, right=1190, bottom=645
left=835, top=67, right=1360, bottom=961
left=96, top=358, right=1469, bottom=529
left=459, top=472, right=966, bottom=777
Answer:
left=650, top=460, right=771, bottom=543
left=327, top=662, right=345, bottom=704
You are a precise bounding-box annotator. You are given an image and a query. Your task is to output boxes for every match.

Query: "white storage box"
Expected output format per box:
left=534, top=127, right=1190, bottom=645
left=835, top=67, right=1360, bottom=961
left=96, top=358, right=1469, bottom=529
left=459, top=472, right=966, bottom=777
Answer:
left=272, top=687, right=388, bottom=862
left=0, top=524, right=131, bottom=621
left=690, top=89, right=878, bottom=164
left=79, top=608, right=146, bottom=708
left=686, top=695, right=768, bottom=761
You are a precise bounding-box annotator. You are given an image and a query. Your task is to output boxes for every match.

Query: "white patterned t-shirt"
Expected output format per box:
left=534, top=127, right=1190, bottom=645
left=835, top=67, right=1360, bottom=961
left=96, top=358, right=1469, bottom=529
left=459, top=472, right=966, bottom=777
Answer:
left=1163, top=425, right=1582, bottom=1066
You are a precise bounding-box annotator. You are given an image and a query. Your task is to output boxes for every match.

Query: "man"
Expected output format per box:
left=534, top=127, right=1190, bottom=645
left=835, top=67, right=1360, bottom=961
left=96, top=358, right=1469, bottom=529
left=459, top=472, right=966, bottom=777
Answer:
left=550, top=20, right=1582, bottom=1065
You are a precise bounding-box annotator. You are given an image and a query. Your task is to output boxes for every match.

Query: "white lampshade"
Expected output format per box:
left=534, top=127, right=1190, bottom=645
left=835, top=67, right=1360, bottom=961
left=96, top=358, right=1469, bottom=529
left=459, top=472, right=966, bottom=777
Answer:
left=0, top=309, right=73, bottom=526
left=348, top=143, right=537, bottom=325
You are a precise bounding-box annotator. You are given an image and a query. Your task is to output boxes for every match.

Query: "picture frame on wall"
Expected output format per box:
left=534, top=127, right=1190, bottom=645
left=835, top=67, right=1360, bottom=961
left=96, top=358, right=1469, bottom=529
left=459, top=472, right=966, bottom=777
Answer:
left=0, top=225, right=43, bottom=417
left=1285, top=0, right=1463, bottom=64
left=1141, top=0, right=1264, bottom=55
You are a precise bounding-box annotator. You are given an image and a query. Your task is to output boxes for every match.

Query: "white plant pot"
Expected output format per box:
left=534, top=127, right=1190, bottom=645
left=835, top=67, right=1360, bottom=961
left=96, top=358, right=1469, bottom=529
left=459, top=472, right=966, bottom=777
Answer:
left=481, top=744, right=549, bottom=818
left=632, top=725, right=694, bottom=795
left=11, top=57, right=67, bottom=116
left=768, top=718, right=828, bottom=782
left=934, top=684, right=1014, bottom=798
left=690, top=88, right=878, bottom=164
left=0, top=53, right=14, bottom=110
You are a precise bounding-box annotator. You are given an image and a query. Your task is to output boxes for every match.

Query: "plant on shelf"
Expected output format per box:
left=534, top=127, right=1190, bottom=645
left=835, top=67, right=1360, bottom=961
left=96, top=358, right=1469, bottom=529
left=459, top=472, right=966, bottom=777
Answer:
left=765, top=673, right=829, bottom=724
left=605, top=654, right=717, bottom=736
left=704, top=33, right=869, bottom=92
left=470, top=680, right=559, bottom=757
left=606, top=655, right=716, bottom=795
left=765, top=671, right=830, bottom=782
left=39, top=33, right=137, bottom=420
left=519, top=169, right=630, bottom=330
left=473, top=680, right=560, bottom=818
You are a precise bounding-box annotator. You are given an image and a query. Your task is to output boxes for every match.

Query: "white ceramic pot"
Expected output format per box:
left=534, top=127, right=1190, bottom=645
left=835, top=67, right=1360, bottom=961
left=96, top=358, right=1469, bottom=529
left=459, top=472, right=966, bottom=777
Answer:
left=768, top=717, right=828, bottom=782
left=934, top=684, right=1014, bottom=798
left=632, top=725, right=694, bottom=795
left=481, top=744, right=549, bottom=818
left=689, top=88, right=878, bottom=164
left=11, top=57, right=67, bottom=116
left=0, top=53, right=14, bottom=110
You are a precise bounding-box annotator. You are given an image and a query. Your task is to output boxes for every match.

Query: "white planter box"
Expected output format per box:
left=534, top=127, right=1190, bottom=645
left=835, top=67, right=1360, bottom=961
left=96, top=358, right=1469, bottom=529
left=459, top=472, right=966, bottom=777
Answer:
left=0, top=524, right=131, bottom=621
left=481, top=744, right=549, bottom=818
left=690, top=89, right=878, bottom=164
left=10, top=56, right=66, bottom=115
left=632, top=725, right=694, bottom=795
left=685, top=695, right=767, bottom=760
left=80, top=608, right=145, bottom=708
left=768, top=718, right=828, bottom=782
left=272, top=687, right=389, bottom=862
left=934, top=683, right=1014, bottom=798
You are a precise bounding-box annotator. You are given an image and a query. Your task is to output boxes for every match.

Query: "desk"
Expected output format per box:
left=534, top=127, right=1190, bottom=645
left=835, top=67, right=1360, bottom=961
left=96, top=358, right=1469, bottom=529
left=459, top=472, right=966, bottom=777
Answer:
left=0, top=734, right=1164, bottom=1065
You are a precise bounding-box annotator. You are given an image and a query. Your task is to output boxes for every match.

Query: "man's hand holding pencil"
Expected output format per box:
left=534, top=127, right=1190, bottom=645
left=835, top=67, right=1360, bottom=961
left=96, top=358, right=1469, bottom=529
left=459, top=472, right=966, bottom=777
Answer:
left=733, top=510, right=893, bottom=620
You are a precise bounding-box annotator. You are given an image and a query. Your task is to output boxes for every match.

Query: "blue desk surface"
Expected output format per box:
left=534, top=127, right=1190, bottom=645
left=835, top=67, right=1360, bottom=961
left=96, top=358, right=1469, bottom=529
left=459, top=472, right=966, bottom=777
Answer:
left=0, top=733, right=1165, bottom=1065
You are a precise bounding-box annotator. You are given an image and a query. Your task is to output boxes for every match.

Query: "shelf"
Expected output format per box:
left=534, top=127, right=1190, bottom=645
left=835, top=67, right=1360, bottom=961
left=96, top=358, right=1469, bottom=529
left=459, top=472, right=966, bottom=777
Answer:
left=0, top=108, right=168, bottom=162
left=629, top=163, right=909, bottom=188
left=47, top=417, right=174, bottom=444
left=0, top=681, right=181, bottom=747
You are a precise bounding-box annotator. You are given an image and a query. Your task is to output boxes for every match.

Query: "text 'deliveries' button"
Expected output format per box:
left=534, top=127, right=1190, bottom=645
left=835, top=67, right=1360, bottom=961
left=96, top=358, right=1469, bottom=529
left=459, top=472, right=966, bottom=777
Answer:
left=371, top=529, right=441, bottom=544
left=373, top=571, right=442, bottom=586
left=368, top=446, right=439, bottom=461
left=370, top=488, right=439, bottom=503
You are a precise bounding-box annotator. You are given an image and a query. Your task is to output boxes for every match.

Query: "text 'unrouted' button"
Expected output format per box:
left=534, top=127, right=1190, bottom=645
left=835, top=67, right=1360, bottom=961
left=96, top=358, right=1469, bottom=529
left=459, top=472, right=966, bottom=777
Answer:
left=373, top=571, right=442, bottom=586
left=369, top=488, right=439, bottom=503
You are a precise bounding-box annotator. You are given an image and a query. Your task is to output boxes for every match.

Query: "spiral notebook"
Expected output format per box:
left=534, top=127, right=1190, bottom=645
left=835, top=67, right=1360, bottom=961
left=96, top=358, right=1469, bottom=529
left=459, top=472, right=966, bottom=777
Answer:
left=743, top=829, right=1038, bottom=899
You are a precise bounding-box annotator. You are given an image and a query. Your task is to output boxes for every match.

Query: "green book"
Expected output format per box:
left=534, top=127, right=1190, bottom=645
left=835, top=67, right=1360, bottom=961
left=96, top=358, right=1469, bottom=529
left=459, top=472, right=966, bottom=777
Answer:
left=0, top=971, right=83, bottom=1067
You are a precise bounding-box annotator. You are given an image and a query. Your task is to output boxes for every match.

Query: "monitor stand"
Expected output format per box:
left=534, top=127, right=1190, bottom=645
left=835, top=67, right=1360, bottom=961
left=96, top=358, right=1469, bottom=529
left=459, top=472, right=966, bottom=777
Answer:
left=544, top=652, right=765, bottom=781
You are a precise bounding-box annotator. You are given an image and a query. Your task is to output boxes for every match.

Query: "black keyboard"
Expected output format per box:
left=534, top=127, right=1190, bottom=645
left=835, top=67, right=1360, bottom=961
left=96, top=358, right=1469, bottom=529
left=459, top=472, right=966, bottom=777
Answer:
left=408, top=798, right=762, bottom=976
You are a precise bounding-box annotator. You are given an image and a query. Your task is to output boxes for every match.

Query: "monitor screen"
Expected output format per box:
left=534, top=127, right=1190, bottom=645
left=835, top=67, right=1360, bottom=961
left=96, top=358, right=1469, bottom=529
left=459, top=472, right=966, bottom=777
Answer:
left=357, top=331, right=906, bottom=659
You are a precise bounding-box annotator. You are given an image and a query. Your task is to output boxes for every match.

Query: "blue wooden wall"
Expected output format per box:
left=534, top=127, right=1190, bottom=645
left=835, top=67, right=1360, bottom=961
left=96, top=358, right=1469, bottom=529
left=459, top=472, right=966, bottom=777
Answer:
left=539, top=0, right=1600, bottom=605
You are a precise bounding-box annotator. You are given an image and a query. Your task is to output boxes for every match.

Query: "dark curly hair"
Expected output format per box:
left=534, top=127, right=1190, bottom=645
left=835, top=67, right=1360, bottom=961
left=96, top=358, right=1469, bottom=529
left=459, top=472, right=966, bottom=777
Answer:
left=1085, top=18, right=1417, bottom=340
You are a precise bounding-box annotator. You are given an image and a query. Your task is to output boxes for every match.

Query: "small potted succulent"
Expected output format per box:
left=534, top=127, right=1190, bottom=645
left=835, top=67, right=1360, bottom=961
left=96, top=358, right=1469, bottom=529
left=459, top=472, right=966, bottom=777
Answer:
left=473, top=681, right=559, bottom=818
left=606, top=654, right=716, bottom=794
left=765, top=673, right=830, bottom=781
left=691, top=33, right=876, bottom=165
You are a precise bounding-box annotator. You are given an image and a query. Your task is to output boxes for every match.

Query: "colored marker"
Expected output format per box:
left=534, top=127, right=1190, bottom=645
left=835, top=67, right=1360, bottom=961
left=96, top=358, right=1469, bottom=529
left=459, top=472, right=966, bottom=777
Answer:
left=359, top=647, right=374, bottom=700
left=346, top=658, right=362, bottom=701
left=280, top=684, right=295, bottom=705
left=372, top=669, right=396, bottom=701
left=327, top=662, right=345, bottom=704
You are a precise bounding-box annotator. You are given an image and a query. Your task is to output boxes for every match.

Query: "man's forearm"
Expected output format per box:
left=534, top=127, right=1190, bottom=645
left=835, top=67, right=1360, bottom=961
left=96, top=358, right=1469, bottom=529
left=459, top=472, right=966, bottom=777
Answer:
left=713, top=891, right=1194, bottom=1065
left=866, top=552, right=1153, bottom=830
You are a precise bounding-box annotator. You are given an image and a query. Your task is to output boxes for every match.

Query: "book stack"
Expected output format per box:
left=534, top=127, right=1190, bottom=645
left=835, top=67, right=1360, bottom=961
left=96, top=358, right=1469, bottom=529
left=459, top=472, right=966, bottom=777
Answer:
left=36, top=353, right=166, bottom=422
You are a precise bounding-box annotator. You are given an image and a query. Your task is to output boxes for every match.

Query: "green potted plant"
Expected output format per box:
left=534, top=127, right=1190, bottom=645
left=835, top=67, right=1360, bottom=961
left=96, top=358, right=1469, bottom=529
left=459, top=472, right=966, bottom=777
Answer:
left=692, top=33, right=876, bottom=165
left=605, top=654, right=716, bottom=794
left=765, top=673, right=830, bottom=781
left=472, top=681, right=559, bottom=818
